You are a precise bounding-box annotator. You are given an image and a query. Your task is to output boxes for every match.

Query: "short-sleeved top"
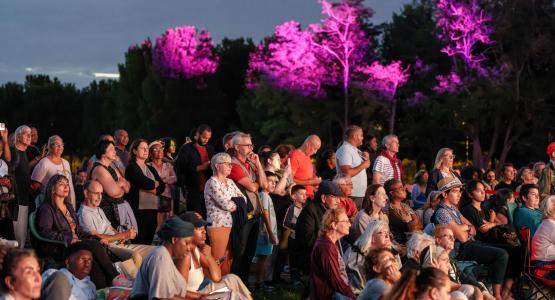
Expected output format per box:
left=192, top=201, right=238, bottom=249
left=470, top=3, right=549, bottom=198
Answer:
left=372, top=155, right=400, bottom=185
left=513, top=205, right=542, bottom=237
left=10, top=147, right=31, bottom=206
left=228, top=157, right=251, bottom=183
left=31, top=157, right=76, bottom=208
left=434, top=202, right=464, bottom=225
left=283, top=204, right=302, bottom=239
left=336, top=142, right=367, bottom=197
left=259, top=191, right=277, bottom=239
left=461, top=205, right=488, bottom=241
left=204, top=177, right=243, bottom=228
left=358, top=278, right=390, bottom=300
left=77, top=205, right=116, bottom=236
left=289, top=150, right=316, bottom=197
left=130, top=246, right=188, bottom=299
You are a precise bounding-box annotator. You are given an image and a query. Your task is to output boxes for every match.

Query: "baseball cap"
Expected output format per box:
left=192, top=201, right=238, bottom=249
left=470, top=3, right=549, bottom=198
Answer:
left=546, top=142, right=555, bottom=156
left=179, top=211, right=211, bottom=227
left=318, top=180, right=342, bottom=196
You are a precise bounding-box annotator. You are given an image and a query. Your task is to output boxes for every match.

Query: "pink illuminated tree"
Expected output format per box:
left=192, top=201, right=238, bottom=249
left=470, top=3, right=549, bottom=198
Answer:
left=246, top=21, right=337, bottom=98
left=357, top=61, right=410, bottom=133
left=152, top=26, right=219, bottom=80
left=309, top=0, right=371, bottom=127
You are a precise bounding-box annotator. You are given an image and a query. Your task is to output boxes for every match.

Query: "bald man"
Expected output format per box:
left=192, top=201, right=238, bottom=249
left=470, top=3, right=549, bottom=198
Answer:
left=289, top=135, right=322, bottom=199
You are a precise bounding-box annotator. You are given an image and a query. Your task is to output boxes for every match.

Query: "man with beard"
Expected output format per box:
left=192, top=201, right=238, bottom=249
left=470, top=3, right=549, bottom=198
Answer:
left=175, top=124, right=215, bottom=218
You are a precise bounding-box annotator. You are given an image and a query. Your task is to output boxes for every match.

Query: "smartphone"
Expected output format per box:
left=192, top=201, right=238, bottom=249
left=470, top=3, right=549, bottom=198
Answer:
left=0, top=123, right=5, bottom=131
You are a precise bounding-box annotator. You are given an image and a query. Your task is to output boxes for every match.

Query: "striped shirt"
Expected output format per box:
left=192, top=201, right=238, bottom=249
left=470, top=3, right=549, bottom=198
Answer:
left=372, top=155, right=400, bottom=185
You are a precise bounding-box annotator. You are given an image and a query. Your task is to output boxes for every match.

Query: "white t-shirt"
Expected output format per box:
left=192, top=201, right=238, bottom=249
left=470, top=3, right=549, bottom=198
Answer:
left=31, top=157, right=76, bottom=208
left=336, top=141, right=367, bottom=197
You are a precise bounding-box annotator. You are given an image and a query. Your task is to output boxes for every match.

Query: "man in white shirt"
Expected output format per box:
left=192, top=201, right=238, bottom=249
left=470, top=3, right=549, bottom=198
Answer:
left=335, top=125, right=371, bottom=209
left=77, top=179, right=154, bottom=278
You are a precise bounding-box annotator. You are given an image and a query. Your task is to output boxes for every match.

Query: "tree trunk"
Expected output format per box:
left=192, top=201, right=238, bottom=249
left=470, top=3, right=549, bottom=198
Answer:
left=472, top=135, right=484, bottom=170
left=389, top=98, right=397, bottom=134
left=343, top=67, right=349, bottom=128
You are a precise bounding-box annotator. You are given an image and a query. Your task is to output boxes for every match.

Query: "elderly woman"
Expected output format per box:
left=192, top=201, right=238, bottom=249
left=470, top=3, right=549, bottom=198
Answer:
left=36, top=175, right=120, bottom=288
left=148, top=140, right=177, bottom=229
left=344, top=219, right=401, bottom=294
left=0, top=247, right=41, bottom=300
left=349, top=184, right=389, bottom=242
left=400, top=232, right=435, bottom=272
left=531, top=195, right=555, bottom=279
left=203, top=152, right=244, bottom=275
left=31, top=135, right=76, bottom=208
left=427, top=147, right=462, bottom=194
left=358, top=248, right=401, bottom=300
left=125, top=139, right=165, bottom=245
left=310, top=208, right=355, bottom=299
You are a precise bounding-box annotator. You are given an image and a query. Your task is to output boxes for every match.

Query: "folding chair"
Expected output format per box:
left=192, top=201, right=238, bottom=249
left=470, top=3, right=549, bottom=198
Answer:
left=516, top=227, right=555, bottom=299
left=29, top=211, right=67, bottom=264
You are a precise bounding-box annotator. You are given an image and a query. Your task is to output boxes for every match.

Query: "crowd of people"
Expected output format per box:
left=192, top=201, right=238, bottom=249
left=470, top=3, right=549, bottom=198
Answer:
left=0, top=123, right=554, bottom=300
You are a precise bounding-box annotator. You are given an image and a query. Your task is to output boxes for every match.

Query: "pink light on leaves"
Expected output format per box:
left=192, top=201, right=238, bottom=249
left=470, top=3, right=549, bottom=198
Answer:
left=357, top=61, right=410, bottom=99
left=247, top=21, right=336, bottom=97
left=152, top=26, right=219, bottom=79
left=436, top=0, right=494, bottom=76
left=433, top=71, right=463, bottom=93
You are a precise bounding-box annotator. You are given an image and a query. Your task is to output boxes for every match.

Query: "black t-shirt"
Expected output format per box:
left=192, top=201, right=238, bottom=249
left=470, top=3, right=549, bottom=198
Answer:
left=25, top=145, right=40, bottom=162
left=460, top=204, right=487, bottom=241
left=494, top=181, right=519, bottom=192
left=270, top=193, right=290, bottom=231
left=11, top=147, right=31, bottom=206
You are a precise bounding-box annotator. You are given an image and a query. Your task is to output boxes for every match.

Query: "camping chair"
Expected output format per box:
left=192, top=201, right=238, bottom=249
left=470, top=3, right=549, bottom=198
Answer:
left=516, top=227, right=555, bottom=299
left=29, top=211, right=67, bottom=264
left=507, top=202, right=518, bottom=226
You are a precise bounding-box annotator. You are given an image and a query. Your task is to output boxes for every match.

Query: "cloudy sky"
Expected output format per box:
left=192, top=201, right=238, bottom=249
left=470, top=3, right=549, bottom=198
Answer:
left=1, top=0, right=411, bottom=87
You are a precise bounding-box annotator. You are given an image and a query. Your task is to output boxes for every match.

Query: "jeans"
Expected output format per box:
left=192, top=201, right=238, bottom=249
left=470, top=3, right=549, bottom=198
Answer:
left=230, top=218, right=259, bottom=284
left=457, top=240, right=508, bottom=284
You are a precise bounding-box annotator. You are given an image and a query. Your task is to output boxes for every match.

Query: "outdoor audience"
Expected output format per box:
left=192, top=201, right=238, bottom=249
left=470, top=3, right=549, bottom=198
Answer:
left=1, top=122, right=555, bottom=300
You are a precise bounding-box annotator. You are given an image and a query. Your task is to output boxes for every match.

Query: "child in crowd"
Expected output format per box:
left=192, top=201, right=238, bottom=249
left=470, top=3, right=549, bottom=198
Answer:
left=283, top=185, right=307, bottom=284
left=255, top=172, right=279, bottom=291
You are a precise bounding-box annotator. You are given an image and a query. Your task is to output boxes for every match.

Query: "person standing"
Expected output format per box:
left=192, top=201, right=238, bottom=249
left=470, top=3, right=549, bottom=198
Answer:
left=175, top=124, right=214, bottom=218
left=336, top=126, right=371, bottom=210
left=289, top=135, right=321, bottom=200
left=372, top=135, right=402, bottom=186
left=539, top=142, right=555, bottom=199
left=10, top=125, right=33, bottom=248
left=113, top=129, right=129, bottom=167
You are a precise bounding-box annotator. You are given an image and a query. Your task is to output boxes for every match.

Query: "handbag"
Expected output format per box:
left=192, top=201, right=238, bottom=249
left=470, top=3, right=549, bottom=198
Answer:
left=0, top=176, right=16, bottom=219
left=158, top=195, right=172, bottom=212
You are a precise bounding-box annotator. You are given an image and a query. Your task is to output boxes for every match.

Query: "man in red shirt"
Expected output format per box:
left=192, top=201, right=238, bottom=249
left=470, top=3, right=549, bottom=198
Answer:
left=289, top=135, right=321, bottom=200
left=227, top=132, right=268, bottom=284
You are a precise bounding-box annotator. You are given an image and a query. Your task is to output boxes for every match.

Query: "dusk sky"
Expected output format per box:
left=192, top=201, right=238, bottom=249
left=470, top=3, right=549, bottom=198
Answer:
left=1, top=0, right=411, bottom=87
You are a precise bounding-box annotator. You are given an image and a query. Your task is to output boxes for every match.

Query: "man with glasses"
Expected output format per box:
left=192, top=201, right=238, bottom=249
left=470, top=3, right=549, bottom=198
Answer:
left=227, top=131, right=268, bottom=284
left=289, top=135, right=322, bottom=200
left=372, top=134, right=402, bottom=185
left=77, top=180, right=155, bottom=276
left=432, top=177, right=509, bottom=299
left=175, top=124, right=214, bottom=218
left=336, top=125, right=371, bottom=210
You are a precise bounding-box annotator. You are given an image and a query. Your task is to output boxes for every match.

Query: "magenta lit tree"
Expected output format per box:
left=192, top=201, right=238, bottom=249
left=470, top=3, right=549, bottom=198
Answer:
left=435, top=0, right=494, bottom=79
left=357, top=61, right=410, bottom=134
left=247, top=21, right=337, bottom=98
left=152, top=26, right=219, bottom=80
left=309, top=0, right=371, bottom=127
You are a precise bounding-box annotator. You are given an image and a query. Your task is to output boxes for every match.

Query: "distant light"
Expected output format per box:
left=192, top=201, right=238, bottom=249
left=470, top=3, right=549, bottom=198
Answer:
left=25, top=67, right=35, bottom=72
left=93, top=72, right=119, bottom=79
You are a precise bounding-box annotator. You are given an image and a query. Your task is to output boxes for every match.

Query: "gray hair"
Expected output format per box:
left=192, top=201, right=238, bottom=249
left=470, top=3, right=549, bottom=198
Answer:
left=421, top=245, right=447, bottom=268
left=541, top=195, right=555, bottom=219
left=47, top=135, right=63, bottom=152
left=406, top=232, right=435, bottom=260
left=333, top=174, right=351, bottom=185
left=355, top=219, right=389, bottom=256
left=381, top=134, right=398, bottom=148
left=15, top=125, right=31, bottom=137
left=230, top=132, right=250, bottom=148
left=434, top=147, right=453, bottom=170
left=211, top=152, right=231, bottom=173
left=344, top=125, right=362, bottom=140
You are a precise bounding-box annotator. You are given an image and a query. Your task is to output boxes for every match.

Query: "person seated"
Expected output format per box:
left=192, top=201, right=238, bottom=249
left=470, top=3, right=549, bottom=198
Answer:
left=384, top=267, right=451, bottom=300
left=419, top=191, right=441, bottom=227
left=384, top=179, right=422, bottom=244
left=41, top=242, right=96, bottom=300
left=344, top=220, right=400, bottom=294
left=434, top=225, right=495, bottom=300
left=531, top=195, right=555, bottom=279
left=348, top=184, right=388, bottom=243
left=0, top=247, right=41, bottom=300
left=400, top=232, right=435, bottom=273
left=333, top=174, right=358, bottom=219
left=77, top=179, right=156, bottom=278
left=514, top=184, right=542, bottom=237
left=309, top=208, right=356, bottom=299
left=357, top=248, right=401, bottom=300
left=36, top=174, right=120, bottom=289
left=486, top=188, right=515, bottom=225
left=130, top=217, right=194, bottom=299
left=178, top=212, right=252, bottom=299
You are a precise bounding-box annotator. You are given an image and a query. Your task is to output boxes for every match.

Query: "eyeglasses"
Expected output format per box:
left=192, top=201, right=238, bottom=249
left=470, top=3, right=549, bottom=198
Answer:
left=443, top=154, right=456, bottom=159
left=237, top=144, right=253, bottom=148
left=336, top=219, right=351, bottom=223
left=217, top=162, right=231, bottom=166
left=86, top=190, right=102, bottom=197
left=339, top=183, right=353, bottom=186
left=438, top=234, right=455, bottom=240
left=52, top=143, right=64, bottom=148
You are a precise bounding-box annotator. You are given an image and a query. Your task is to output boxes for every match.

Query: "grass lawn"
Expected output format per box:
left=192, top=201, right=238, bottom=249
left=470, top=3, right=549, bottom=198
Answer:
left=250, top=282, right=304, bottom=300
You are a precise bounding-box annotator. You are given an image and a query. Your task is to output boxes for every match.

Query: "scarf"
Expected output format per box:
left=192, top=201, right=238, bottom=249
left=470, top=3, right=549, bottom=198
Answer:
left=379, top=148, right=403, bottom=181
